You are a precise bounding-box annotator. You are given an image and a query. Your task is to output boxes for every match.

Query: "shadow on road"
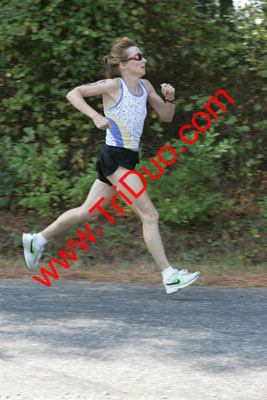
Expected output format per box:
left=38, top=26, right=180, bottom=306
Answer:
left=1, top=279, right=267, bottom=374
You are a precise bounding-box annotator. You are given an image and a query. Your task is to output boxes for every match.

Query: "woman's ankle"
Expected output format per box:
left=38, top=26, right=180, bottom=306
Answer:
left=35, top=232, right=48, bottom=248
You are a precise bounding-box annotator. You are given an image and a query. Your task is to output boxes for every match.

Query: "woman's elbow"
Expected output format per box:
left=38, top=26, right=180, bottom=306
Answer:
left=66, top=88, right=79, bottom=99
left=163, top=116, right=173, bottom=123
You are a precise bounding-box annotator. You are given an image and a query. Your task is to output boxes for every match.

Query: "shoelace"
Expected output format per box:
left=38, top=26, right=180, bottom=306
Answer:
left=174, top=269, right=188, bottom=276
left=179, top=269, right=188, bottom=275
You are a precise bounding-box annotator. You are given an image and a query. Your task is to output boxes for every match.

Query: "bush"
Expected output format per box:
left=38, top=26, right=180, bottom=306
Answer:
left=0, top=0, right=266, bottom=219
left=139, top=102, right=240, bottom=223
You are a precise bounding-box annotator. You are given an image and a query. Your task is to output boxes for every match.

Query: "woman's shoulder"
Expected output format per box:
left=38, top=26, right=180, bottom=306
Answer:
left=140, top=79, right=152, bottom=94
left=95, top=77, right=122, bottom=89
left=111, top=77, right=122, bottom=86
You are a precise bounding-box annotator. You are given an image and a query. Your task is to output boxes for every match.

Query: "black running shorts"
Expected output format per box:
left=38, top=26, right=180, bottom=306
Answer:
left=96, top=143, right=140, bottom=186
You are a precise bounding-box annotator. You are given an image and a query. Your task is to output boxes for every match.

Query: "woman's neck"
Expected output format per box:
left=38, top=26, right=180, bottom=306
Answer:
left=121, top=74, right=141, bottom=94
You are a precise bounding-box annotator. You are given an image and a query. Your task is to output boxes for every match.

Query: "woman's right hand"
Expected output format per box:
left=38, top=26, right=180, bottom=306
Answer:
left=92, top=114, right=112, bottom=130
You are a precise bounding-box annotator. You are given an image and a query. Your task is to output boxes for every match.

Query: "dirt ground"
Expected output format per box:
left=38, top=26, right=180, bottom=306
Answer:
left=1, top=210, right=266, bottom=288
left=1, top=257, right=267, bottom=288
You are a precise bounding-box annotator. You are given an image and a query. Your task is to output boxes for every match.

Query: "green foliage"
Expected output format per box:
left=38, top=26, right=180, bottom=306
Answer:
left=0, top=0, right=266, bottom=230
left=139, top=111, right=240, bottom=224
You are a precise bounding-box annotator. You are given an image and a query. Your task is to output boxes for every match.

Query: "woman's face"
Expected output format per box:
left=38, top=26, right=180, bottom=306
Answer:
left=120, top=46, right=147, bottom=77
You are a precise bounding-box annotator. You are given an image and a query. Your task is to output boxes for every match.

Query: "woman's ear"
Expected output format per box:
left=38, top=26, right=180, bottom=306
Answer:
left=118, top=61, right=127, bottom=75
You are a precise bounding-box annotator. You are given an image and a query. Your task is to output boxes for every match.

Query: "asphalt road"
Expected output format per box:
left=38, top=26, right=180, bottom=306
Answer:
left=0, top=279, right=267, bottom=400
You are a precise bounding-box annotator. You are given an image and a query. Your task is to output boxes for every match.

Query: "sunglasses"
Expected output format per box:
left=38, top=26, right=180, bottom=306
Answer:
left=122, top=53, right=144, bottom=62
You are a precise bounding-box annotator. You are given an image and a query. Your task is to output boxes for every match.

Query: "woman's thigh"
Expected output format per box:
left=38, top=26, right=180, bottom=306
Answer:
left=80, top=178, right=115, bottom=217
left=107, top=166, right=158, bottom=222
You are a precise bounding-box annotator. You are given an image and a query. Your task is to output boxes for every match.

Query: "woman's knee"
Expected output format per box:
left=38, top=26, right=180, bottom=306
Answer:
left=142, top=207, right=159, bottom=225
left=77, top=207, right=99, bottom=223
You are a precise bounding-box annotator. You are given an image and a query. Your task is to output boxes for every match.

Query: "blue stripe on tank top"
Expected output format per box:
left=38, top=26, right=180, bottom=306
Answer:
left=139, top=79, right=148, bottom=95
left=120, top=77, right=144, bottom=97
left=106, top=117, right=124, bottom=147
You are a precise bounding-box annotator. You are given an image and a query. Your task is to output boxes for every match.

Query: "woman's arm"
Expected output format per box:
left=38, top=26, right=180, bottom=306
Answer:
left=142, top=79, right=175, bottom=122
left=66, top=79, right=118, bottom=130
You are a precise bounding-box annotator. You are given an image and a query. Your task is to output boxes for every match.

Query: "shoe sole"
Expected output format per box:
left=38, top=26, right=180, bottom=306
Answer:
left=165, top=272, right=200, bottom=295
left=22, top=233, right=35, bottom=272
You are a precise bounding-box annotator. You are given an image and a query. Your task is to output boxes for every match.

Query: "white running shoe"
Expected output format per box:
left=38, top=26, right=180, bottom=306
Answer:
left=163, top=269, right=200, bottom=295
left=22, top=233, right=45, bottom=272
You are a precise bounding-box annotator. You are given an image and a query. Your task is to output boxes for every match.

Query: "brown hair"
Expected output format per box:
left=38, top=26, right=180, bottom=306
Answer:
left=102, top=37, right=137, bottom=78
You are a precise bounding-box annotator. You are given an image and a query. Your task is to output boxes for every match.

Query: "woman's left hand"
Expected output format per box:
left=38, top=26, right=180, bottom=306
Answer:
left=160, top=83, right=175, bottom=101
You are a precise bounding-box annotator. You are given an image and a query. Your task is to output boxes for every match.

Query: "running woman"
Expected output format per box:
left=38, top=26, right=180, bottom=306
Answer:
left=22, top=37, right=200, bottom=294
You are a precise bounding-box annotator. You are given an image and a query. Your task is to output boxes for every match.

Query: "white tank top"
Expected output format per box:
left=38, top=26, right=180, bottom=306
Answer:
left=103, top=77, right=148, bottom=150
